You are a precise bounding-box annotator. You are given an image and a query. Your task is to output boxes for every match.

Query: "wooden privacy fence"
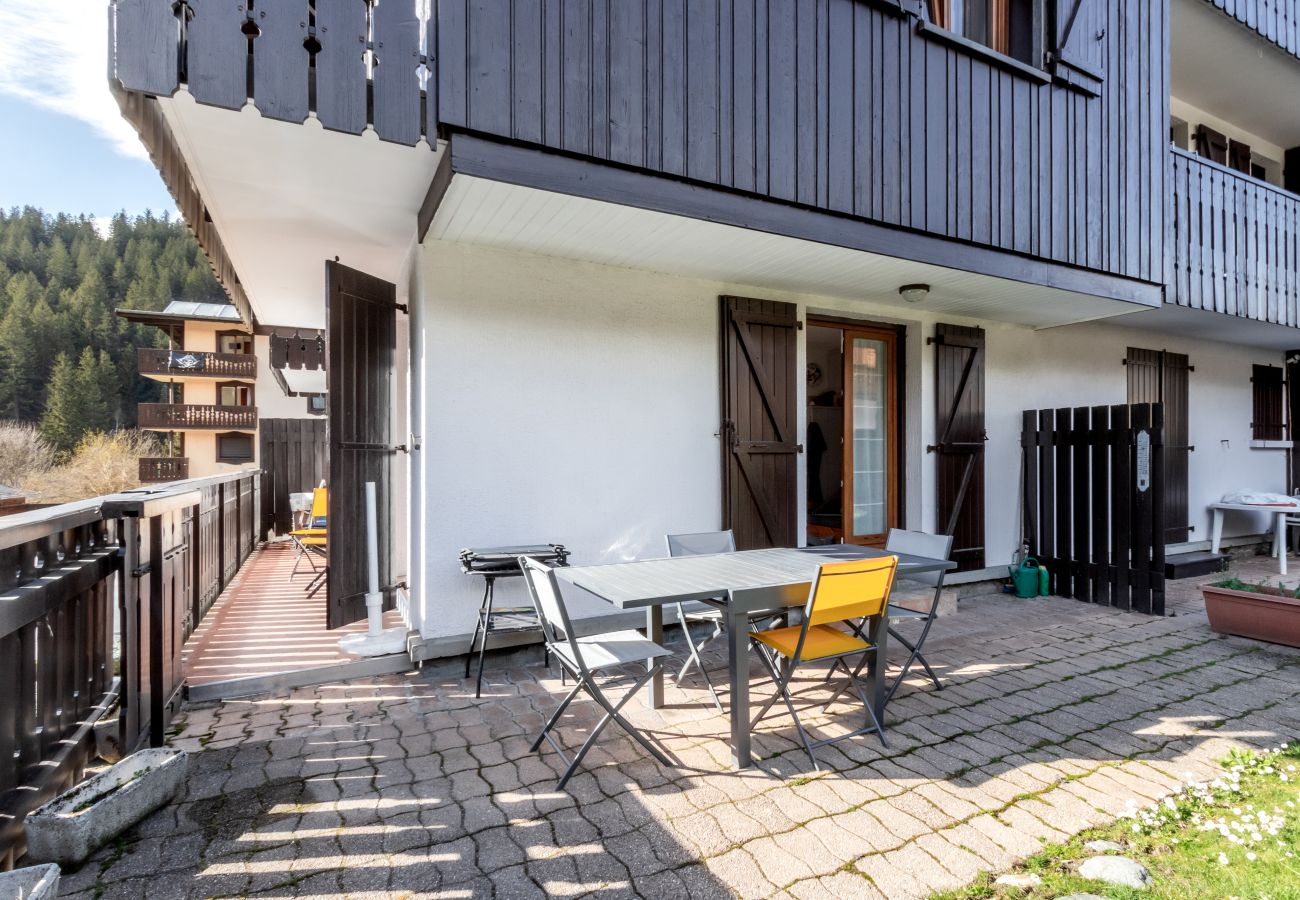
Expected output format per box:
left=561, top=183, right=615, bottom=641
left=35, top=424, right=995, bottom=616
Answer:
left=0, top=470, right=259, bottom=868
left=260, top=417, right=329, bottom=539
left=1020, top=404, right=1166, bottom=615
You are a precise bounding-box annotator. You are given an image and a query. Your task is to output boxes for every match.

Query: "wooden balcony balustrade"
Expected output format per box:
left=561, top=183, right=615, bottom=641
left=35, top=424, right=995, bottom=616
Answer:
left=138, top=347, right=257, bottom=379
left=138, top=403, right=258, bottom=431
left=139, top=457, right=190, bottom=482
left=1167, top=148, right=1300, bottom=327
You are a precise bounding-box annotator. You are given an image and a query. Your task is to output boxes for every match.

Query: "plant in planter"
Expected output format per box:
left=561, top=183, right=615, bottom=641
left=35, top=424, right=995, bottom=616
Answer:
left=24, top=748, right=188, bottom=866
left=1202, top=577, right=1300, bottom=648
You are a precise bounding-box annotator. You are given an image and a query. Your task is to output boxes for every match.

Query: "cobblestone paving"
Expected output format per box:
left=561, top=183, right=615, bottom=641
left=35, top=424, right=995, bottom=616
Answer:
left=59, top=556, right=1300, bottom=899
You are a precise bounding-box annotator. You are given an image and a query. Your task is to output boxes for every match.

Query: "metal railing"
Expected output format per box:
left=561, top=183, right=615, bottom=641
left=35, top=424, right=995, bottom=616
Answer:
left=0, top=470, right=260, bottom=867
left=139, top=457, right=190, bottom=482
left=1167, top=148, right=1300, bottom=327
left=138, top=348, right=256, bottom=380
left=138, top=403, right=258, bottom=431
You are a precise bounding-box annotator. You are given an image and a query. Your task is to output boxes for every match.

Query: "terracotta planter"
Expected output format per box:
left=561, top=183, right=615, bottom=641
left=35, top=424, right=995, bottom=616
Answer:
left=1202, top=583, right=1300, bottom=648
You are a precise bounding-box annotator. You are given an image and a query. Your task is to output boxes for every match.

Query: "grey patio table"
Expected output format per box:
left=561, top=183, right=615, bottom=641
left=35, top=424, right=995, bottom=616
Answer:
left=554, top=544, right=955, bottom=769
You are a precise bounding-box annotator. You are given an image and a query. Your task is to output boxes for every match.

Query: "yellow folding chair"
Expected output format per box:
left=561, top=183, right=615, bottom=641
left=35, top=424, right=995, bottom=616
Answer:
left=289, top=487, right=328, bottom=580
left=747, top=554, right=898, bottom=769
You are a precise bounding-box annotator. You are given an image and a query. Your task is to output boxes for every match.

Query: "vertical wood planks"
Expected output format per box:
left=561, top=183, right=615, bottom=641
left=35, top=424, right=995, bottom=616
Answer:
left=251, top=1, right=309, bottom=123
left=315, top=0, right=370, bottom=134
left=373, top=0, right=424, bottom=144
left=112, top=0, right=181, bottom=95
left=185, top=0, right=249, bottom=110
left=1021, top=402, right=1164, bottom=614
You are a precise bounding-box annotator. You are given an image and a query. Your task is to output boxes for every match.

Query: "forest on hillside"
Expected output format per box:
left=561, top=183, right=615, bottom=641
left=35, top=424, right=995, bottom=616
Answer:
left=0, top=206, right=227, bottom=453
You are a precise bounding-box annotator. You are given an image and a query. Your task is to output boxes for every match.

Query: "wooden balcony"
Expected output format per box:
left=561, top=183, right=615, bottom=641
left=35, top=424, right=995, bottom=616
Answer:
left=139, top=457, right=190, bottom=483
left=138, top=347, right=256, bottom=380
left=1167, top=148, right=1300, bottom=327
left=138, top=403, right=258, bottom=431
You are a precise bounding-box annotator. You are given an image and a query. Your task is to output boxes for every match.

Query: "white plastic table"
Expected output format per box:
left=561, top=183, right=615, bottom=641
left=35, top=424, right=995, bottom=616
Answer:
left=555, top=545, right=954, bottom=769
left=1208, top=502, right=1295, bottom=575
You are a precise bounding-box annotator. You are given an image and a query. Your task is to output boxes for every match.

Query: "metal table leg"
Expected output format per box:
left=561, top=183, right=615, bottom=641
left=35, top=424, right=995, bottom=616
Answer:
left=645, top=604, right=664, bottom=708
left=727, top=600, right=752, bottom=769
left=865, top=600, right=890, bottom=725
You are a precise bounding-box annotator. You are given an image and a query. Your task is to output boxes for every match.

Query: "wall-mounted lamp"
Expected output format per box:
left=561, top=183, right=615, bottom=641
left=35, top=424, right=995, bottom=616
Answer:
left=899, top=283, right=930, bottom=304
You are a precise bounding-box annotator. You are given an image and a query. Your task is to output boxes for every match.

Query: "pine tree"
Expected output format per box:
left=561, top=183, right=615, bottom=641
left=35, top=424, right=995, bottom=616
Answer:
left=40, top=352, right=87, bottom=453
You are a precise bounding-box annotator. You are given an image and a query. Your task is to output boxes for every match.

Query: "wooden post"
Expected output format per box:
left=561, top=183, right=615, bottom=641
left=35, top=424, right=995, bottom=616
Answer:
left=1091, top=405, right=1111, bottom=607
left=1110, top=405, right=1132, bottom=611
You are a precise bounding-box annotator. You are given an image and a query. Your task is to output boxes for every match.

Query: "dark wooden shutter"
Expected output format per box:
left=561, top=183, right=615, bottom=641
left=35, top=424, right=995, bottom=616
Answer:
left=1252, top=365, right=1285, bottom=441
left=1229, top=140, right=1253, bottom=176
left=720, top=296, right=799, bottom=550
left=327, top=261, right=399, bottom=628
left=1051, top=0, right=1106, bottom=95
left=1196, top=125, right=1229, bottom=166
left=933, top=324, right=986, bottom=571
left=1126, top=348, right=1191, bottom=543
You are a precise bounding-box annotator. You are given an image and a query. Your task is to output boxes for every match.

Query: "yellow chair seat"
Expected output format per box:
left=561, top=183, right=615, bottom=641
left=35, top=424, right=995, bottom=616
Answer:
left=291, top=526, right=326, bottom=538
left=751, top=623, right=872, bottom=661
left=298, top=535, right=328, bottom=548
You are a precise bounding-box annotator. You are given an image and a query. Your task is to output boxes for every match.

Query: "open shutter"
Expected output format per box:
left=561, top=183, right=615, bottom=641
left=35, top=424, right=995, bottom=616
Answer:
left=1050, top=0, right=1106, bottom=96
left=1251, top=365, right=1285, bottom=441
left=326, top=261, right=399, bottom=628
left=1196, top=125, right=1229, bottom=166
left=933, top=324, right=986, bottom=571
left=1126, top=348, right=1191, bottom=544
left=1229, top=140, right=1253, bottom=176
left=720, top=296, right=799, bottom=550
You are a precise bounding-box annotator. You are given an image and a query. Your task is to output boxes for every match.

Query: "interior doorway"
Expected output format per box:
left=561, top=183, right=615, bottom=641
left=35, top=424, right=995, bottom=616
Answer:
left=806, top=320, right=901, bottom=547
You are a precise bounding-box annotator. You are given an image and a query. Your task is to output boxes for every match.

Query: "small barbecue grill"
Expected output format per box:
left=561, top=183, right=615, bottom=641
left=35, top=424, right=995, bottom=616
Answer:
left=460, top=544, right=569, bottom=698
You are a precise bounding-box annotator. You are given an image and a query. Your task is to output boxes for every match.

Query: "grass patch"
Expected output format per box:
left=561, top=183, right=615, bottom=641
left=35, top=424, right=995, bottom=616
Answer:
left=932, top=742, right=1300, bottom=900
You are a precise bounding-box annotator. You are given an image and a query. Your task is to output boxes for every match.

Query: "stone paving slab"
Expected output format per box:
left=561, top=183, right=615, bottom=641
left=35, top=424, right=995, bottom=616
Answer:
left=53, top=555, right=1300, bottom=899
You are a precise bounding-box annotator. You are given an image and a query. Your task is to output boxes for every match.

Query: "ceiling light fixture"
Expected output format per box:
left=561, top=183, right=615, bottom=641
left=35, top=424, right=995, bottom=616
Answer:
left=899, top=283, right=930, bottom=304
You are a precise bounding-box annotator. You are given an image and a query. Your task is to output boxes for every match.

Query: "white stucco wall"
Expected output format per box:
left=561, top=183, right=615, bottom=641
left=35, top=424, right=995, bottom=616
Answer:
left=411, top=240, right=1289, bottom=644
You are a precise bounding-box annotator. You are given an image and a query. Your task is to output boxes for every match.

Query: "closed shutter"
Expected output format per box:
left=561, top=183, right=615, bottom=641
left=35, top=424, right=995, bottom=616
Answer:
left=720, top=296, right=800, bottom=550
left=1127, top=348, right=1191, bottom=543
left=934, top=324, right=986, bottom=571
left=1051, top=0, right=1106, bottom=95
left=1196, top=125, right=1229, bottom=166
left=327, top=261, right=399, bottom=628
left=1252, top=365, right=1285, bottom=441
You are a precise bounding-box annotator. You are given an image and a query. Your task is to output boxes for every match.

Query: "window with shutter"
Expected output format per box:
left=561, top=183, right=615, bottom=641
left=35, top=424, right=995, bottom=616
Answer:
left=1229, top=140, right=1253, bottom=176
left=1196, top=125, right=1229, bottom=166
left=1050, top=0, right=1106, bottom=95
left=926, top=0, right=1038, bottom=64
left=1252, top=365, right=1286, bottom=441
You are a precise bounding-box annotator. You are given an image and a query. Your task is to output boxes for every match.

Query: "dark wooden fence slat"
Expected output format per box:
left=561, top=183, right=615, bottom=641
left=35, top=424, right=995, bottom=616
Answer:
left=185, top=0, right=249, bottom=110
left=314, top=0, right=369, bottom=134
left=1072, top=406, right=1091, bottom=605
left=372, top=0, right=424, bottom=144
left=1111, top=404, right=1132, bottom=611
left=1130, top=403, right=1154, bottom=614
left=1039, top=409, right=1056, bottom=593
left=1150, top=403, right=1167, bottom=616
left=1090, top=404, right=1110, bottom=607
left=1055, top=406, right=1073, bottom=599
left=252, top=0, right=310, bottom=123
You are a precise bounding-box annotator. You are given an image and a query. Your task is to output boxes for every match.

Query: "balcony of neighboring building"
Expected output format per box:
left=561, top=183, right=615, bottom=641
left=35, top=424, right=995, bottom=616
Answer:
left=138, top=456, right=190, bottom=483
left=137, top=347, right=257, bottom=382
left=138, top=403, right=258, bottom=432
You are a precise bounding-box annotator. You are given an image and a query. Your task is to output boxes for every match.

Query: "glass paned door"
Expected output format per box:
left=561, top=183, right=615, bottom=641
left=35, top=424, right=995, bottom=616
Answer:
left=844, top=328, right=897, bottom=545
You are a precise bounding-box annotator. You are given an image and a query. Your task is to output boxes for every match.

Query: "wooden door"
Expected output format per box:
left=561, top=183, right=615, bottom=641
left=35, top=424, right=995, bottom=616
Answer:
left=720, top=296, right=799, bottom=550
left=934, top=324, right=986, bottom=571
left=327, top=261, right=399, bottom=628
left=1127, top=348, right=1191, bottom=543
left=841, top=326, right=899, bottom=546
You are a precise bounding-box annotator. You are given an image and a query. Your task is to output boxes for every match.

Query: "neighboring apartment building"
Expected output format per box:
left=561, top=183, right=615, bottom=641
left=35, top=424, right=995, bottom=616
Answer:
left=107, top=0, right=1300, bottom=653
left=117, top=301, right=324, bottom=481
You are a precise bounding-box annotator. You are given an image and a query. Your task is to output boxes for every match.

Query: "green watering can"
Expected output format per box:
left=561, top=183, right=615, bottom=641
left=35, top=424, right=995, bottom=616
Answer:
left=1012, top=556, right=1044, bottom=598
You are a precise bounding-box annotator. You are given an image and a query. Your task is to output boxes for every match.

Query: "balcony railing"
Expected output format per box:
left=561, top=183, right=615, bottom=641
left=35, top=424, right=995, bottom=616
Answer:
left=138, top=348, right=256, bottom=379
left=1207, top=0, right=1300, bottom=60
left=1167, top=148, right=1300, bottom=327
left=138, top=404, right=258, bottom=431
left=139, top=457, right=190, bottom=483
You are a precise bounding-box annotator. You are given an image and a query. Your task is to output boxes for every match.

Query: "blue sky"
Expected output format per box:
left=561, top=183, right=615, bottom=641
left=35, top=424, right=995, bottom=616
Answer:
left=0, top=1, right=177, bottom=222
left=0, top=95, right=176, bottom=220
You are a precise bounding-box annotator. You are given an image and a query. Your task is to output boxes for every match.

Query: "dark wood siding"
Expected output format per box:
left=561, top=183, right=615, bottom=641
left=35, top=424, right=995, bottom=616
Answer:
left=1207, top=0, right=1300, bottom=60
left=440, top=0, right=1168, bottom=287
left=720, top=296, right=800, bottom=550
left=259, top=417, right=329, bottom=539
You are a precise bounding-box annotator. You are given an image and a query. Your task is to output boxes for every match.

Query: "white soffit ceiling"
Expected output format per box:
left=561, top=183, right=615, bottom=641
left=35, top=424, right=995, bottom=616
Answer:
left=1172, top=0, right=1300, bottom=148
left=429, top=176, right=1146, bottom=329
left=281, top=368, right=327, bottom=394
left=1117, top=303, right=1300, bottom=351
left=158, top=93, right=438, bottom=329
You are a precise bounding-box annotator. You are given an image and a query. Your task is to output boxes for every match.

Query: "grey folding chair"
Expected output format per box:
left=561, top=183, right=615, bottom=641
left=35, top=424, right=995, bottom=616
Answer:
left=665, top=530, right=784, bottom=712
left=518, top=557, right=674, bottom=789
left=825, top=529, right=953, bottom=707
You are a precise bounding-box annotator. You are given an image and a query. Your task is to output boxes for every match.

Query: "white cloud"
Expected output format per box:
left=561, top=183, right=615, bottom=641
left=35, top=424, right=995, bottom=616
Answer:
left=0, top=1, right=148, bottom=159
